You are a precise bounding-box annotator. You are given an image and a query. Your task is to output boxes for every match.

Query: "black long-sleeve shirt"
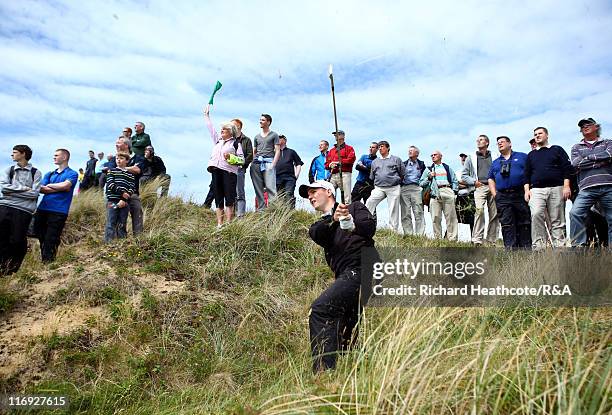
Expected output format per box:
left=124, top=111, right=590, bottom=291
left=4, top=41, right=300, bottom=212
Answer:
left=309, top=201, right=376, bottom=277
left=524, top=145, right=572, bottom=188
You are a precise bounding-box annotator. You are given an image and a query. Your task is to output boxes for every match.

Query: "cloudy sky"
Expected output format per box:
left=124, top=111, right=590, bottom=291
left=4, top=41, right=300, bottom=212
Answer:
left=1, top=0, right=611, bottom=226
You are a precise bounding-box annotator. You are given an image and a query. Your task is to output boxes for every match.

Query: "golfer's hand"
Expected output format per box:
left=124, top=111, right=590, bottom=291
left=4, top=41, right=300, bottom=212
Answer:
left=117, top=200, right=128, bottom=209
left=524, top=190, right=531, bottom=203
left=203, top=104, right=210, bottom=117
left=428, top=171, right=435, bottom=178
left=475, top=180, right=482, bottom=188
left=224, top=153, right=230, bottom=160
left=333, top=204, right=350, bottom=222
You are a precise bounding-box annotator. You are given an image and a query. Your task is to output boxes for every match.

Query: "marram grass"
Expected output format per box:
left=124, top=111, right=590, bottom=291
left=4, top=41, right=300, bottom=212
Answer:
left=0, top=190, right=608, bottom=414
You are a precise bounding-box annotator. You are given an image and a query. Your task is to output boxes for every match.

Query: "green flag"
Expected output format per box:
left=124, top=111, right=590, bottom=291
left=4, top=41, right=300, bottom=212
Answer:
left=208, top=81, right=223, bottom=105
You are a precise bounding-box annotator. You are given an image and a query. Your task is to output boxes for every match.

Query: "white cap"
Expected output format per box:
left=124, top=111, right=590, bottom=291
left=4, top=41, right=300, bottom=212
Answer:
left=299, top=180, right=335, bottom=198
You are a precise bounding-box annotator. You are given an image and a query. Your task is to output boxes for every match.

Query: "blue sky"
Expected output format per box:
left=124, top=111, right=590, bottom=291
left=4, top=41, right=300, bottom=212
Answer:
left=1, top=0, right=611, bottom=221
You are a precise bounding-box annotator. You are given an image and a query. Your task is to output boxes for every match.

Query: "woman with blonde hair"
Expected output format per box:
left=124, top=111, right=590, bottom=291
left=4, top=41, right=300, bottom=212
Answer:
left=203, top=104, right=244, bottom=228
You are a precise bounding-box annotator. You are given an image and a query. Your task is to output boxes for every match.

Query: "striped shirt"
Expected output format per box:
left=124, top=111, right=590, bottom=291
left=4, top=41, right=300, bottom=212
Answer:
left=571, top=139, right=612, bottom=190
left=105, top=167, right=136, bottom=203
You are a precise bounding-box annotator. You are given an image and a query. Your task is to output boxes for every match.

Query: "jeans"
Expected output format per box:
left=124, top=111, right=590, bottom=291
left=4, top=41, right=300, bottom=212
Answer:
left=236, top=167, right=247, bottom=216
left=105, top=205, right=129, bottom=242
left=128, top=194, right=143, bottom=235
left=309, top=269, right=361, bottom=373
left=34, top=210, right=68, bottom=262
left=570, top=185, right=612, bottom=247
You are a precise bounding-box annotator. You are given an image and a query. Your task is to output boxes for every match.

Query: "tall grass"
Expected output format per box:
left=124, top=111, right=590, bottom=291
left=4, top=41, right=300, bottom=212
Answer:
left=1, top=190, right=609, bottom=414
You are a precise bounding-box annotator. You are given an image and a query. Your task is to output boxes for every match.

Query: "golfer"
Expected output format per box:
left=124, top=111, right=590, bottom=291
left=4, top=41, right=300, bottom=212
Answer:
left=299, top=180, right=377, bottom=372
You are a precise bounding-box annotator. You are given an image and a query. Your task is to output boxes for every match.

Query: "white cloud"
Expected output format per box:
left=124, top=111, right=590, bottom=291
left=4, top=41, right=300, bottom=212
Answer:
left=0, top=0, right=610, bottom=209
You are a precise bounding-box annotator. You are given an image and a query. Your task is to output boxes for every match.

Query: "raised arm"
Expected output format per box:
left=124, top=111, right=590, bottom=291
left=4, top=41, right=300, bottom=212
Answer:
left=203, top=104, right=219, bottom=144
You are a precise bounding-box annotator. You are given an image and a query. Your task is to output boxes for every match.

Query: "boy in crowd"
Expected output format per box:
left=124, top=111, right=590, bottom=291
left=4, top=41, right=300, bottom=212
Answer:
left=0, top=145, right=42, bottom=275
left=104, top=152, right=136, bottom=242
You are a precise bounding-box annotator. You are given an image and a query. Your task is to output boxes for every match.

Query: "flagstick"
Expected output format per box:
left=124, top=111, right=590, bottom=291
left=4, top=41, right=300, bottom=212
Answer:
left=328, top=64, right=344, bottom=204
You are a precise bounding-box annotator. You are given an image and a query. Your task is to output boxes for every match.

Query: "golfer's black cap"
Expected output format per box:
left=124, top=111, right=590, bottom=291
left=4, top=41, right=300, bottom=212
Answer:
left=332, top=130, right=345, bottom=136
left=578, top=118, right=597, bottom=128
left=459, top=153, right=468, bottom=158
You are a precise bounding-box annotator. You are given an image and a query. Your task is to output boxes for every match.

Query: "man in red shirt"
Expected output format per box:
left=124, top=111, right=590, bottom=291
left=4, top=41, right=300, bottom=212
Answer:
left=325, top=130, right=356, bottom=203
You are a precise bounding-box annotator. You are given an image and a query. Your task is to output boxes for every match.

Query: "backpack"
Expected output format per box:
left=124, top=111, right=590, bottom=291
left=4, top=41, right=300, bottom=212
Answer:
left=9, top=165, right=37, bottom=185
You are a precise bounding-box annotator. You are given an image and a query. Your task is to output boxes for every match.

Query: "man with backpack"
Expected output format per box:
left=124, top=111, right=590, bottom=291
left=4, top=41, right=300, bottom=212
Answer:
left=0, top=145, right=42, bottom=275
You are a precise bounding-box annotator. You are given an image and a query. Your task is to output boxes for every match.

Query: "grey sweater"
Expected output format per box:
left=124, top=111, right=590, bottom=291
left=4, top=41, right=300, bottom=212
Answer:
left=571, top=139, right=612, bottom=190
left=0, top=164, right=42, bottom=213
left=370, top=155, right=405, bottom=187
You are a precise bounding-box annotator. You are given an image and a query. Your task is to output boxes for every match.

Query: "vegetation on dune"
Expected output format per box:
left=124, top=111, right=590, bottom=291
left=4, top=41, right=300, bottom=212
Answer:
left=0, top=185, right=610, bottom=414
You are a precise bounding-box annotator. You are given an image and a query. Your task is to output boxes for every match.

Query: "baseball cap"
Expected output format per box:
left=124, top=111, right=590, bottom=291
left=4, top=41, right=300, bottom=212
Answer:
left=331, top=130, right=345, bottom=136
left=578, top=118, right=597, bottom=128
left=299, top=180, right=335, bottom=198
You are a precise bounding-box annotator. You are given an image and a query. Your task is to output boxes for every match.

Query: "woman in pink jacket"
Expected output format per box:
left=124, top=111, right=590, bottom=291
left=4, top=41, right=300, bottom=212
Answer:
left=204, top=104, right=244, bottom=228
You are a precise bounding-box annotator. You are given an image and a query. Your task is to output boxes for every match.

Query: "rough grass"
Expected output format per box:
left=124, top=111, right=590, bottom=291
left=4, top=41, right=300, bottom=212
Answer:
left=0, top=188, right=609, bottom=414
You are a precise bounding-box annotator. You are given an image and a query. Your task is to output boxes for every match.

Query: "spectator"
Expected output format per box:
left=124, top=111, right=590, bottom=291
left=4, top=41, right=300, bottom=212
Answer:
left=569, top=117, right=612, bottom=247
left=140, top=146, right=171, bottom=197
left=308, top=140, right=330, bottom=183
left=122, top=127, right=132, bottom=139
left=325, top=130, right=356, bottom=203
left=250, top=113, right=280, bottom=211
left=98, top=154, right=113, bottom=187
left=0, top=145, right=42, bottom=275
left=461, top=135, right=499, bottom=245
left=77, top=168, right=84, bottom=193
left=94, top=152, right=105, bottom=188
left=115, top=136, right=146, bottom=235
left=132, top=122, right=151, bottom=157
left=80, top=150, right=97, bottom=191
left=400, top=145, right=426, bottom=235
left=420, top=150, right=459, bottom=240
left=34, top=149, right=79, bottom=262
left=204, top=104, right=244, bottom=227
left=365, top=140, right=405, bottom=233
left=455, top=153, right=475, bottom=235
left=105, top=152, right=136, bottom=242
left=231, top=118, right=253, bottom=217
left=488, top=136, right=531, bottom=249
left=524, top=127, right=572, bottom=249
left=351, top=142, right=378, bottom=203
left=275, top=135, right=303, bottom=208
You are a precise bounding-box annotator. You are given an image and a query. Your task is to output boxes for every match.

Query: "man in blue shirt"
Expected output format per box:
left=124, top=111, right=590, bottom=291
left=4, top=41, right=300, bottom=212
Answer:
left=308, top=140, right=330, bottom=183
left=34, top=148, right=79, bottom=262
left=351, top=142, right=378, bottom=203
left=400, top=145, right=426, bottom=235
left=488, top=136, right=531, bottom=249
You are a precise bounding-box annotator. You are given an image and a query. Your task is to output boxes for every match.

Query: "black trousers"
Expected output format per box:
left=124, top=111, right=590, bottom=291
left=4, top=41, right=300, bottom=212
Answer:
left=309, top=268, right=361, bottom=373
left=211, top=168, right=237, bottom=209
left=351, top=181, right=373, bottom=204
left=34, top=210, right=68, bottom=263
left=276, top=175, right=297, bottom=208
left=456, top=193, right=475, bottom=234
left=0, top=206, right=32, bottom=275
left=495, top=191, right=531, bottom=249
left=204, top=179, right=215, bottom=208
